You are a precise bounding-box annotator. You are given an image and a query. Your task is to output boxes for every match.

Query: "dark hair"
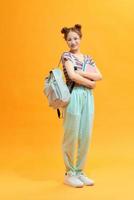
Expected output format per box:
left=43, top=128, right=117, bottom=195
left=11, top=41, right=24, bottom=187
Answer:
left=61, top=24, right=82, bottom=40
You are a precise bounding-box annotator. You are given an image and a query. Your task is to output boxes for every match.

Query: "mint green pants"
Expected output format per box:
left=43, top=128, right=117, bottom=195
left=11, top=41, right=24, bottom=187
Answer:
left=62, top=85, right=94, bottom=175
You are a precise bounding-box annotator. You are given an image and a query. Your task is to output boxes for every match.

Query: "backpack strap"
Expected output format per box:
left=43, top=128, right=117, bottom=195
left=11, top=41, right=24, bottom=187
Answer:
left=56, top=52, right=76, bottom=119
left=57, top=108, right=62, bottom=118
left=56, top=54, right=64, bottom=119
left=57, top=56, right=62, bottom=68
left=57, top=52, right=66, bottom=68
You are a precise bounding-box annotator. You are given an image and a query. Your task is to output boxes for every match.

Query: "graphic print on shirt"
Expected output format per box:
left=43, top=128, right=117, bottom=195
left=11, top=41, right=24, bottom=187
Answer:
left=61, top=51, right=97, bottom=86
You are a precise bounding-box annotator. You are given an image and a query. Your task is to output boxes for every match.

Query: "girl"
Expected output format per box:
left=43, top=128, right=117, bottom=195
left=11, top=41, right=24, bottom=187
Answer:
left=61, top=24, right=102, bottom=188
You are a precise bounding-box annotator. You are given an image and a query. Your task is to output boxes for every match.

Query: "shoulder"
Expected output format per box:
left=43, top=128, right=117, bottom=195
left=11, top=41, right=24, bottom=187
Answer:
left=85, top=53, right=93, bottom=60
left=62, top=51, right=71, bottom=58
left=85, top=54, right=96, bottom=65
left=61, top=51, right=73, bottom=63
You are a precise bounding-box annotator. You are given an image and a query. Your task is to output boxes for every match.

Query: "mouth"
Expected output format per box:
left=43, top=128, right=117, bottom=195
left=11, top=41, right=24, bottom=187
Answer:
left=71, top=45, right=77, bottom=48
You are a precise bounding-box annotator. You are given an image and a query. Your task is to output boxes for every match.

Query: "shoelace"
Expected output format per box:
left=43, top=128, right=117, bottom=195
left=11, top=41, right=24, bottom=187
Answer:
left=65, top=171, right=76, bottom=176
left=65, top=170, right=88, bottom=177
left=76, top=171, right=86, bottom=177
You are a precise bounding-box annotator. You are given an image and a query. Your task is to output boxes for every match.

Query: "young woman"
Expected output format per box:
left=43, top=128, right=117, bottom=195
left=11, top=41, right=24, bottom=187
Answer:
left=61, top=24, right=102, bottom=188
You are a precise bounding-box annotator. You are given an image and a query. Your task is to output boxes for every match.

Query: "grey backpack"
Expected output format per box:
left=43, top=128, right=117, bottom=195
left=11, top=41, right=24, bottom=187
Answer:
left=43, top=56, right=75, bottom=118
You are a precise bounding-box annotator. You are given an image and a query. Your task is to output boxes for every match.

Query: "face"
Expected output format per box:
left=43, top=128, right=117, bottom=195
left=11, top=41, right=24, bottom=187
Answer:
left=66, top=31, right=81, bottom=51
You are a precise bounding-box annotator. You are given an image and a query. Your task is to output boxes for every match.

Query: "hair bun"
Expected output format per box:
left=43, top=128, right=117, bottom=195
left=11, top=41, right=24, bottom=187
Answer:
left=74, top=24, right=82, bottom=30
left=61, top=27, right=68, bottom=34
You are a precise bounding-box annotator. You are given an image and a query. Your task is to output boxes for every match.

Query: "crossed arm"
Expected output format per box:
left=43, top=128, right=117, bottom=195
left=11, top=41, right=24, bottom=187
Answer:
left=75, top=67, right=102, bottom=81
left=63, top=60, right=103, bottom=89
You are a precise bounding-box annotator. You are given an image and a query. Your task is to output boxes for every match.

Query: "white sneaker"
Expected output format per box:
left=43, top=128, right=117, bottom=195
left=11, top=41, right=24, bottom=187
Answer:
left=64, top=171, right=84, bottom=188
left=76, top=172, right=94, bottom=186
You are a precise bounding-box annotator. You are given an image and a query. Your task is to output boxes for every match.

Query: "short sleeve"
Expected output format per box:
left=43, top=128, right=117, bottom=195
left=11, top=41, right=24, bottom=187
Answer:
left=89, top=56, right=96, bottom=67
left=61, top=52, right=73, bottom=65
left=85, top=55, right=98, bottom=73
left=87, top=55, right=97, bottom=68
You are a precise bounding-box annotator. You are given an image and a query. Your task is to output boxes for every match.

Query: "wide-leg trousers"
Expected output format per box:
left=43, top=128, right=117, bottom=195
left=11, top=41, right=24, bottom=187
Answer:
left=61, top=85, right=94, bottom=175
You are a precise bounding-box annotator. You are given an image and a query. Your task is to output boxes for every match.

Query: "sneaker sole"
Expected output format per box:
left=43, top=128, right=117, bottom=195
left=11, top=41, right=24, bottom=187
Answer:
left=85, top=182, right=95, bottom=186
left=64, top=182, right=84, bottom=188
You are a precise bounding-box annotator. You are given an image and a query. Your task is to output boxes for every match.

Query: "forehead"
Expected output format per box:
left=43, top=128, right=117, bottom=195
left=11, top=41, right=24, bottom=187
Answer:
left=67, top=31, right=79, bottom=39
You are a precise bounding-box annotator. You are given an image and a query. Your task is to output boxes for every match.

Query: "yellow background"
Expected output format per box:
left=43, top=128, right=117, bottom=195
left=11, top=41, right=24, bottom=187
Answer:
left=0, top=0, right=134, bottom=199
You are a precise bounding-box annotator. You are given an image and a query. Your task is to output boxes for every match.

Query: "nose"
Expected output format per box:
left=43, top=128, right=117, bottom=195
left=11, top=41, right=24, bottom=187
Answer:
left=71, top=40, right=76, bottom=46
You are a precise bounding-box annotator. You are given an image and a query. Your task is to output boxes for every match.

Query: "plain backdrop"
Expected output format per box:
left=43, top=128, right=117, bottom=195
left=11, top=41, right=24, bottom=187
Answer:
left=0, top=0, right=134, bottom=199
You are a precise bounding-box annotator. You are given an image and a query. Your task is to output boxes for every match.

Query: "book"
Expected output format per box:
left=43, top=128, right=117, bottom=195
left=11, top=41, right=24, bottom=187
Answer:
left=84, top=63, right=97, bottom=73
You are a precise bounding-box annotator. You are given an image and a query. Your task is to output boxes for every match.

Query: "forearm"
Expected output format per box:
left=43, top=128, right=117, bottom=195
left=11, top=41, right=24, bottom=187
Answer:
left=76, top=70, right=102, bottom=81
left=71, top=73, right=96, bottom=89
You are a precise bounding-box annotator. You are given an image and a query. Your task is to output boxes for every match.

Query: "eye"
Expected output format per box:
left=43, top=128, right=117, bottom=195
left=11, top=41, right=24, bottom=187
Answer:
left=67, top=38, right=71, bottom=42
left=74, top=37, right=78, bottom=40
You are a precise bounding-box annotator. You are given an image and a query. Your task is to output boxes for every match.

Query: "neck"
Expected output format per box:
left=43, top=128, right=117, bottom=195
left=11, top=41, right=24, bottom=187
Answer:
left=70, top=48, right=80, bottom=54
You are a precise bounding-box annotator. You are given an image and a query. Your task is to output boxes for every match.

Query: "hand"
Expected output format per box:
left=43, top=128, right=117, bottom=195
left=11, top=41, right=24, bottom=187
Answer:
left=88, top=80, right=96, bottom=89
left=91, top=81, right=96, bottom=89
